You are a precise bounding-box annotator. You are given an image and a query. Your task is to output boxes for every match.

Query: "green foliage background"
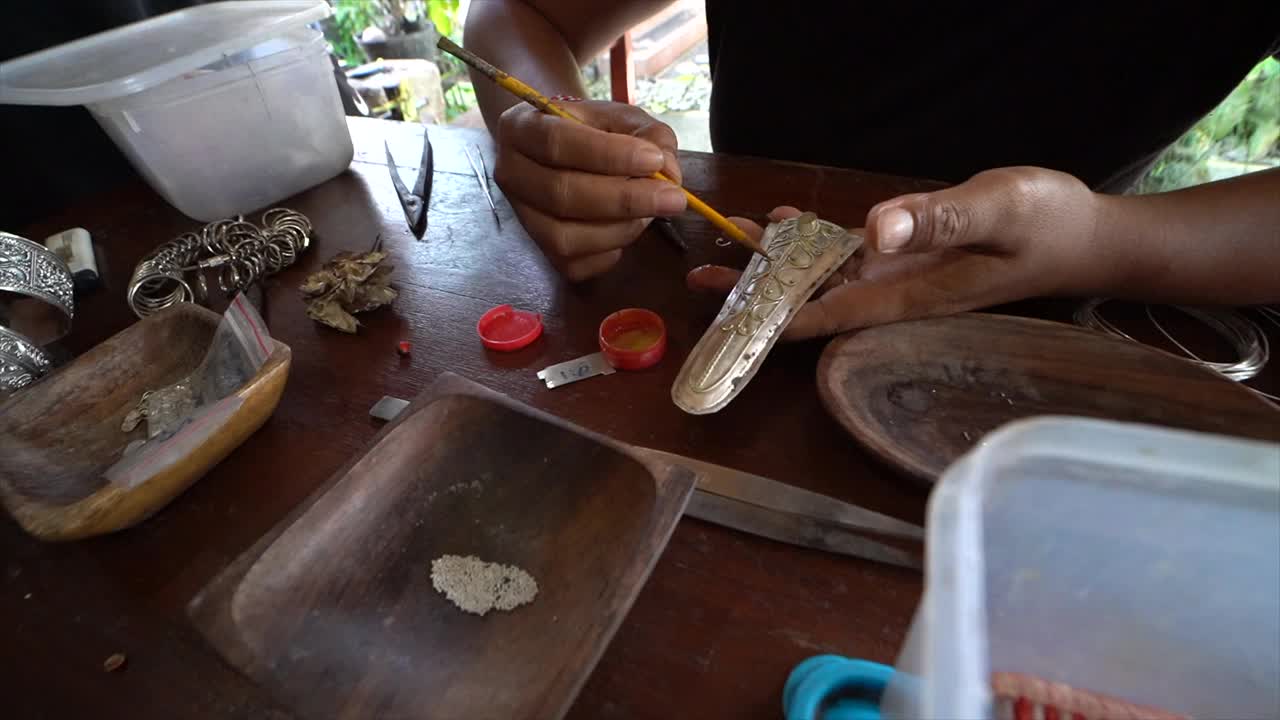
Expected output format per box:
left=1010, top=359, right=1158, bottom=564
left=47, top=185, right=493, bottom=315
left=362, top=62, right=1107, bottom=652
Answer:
left=329, top=0, right=458, bottom=65
left=329, top=0, right=380, bottom=67
left=329, top=0, right=469, bottom=119
left=1135, top=57, right=1279, bottom=193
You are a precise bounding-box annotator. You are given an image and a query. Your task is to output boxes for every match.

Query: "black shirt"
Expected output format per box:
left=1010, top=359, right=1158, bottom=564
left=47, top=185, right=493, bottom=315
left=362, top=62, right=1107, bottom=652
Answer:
left=706, top=2, right=1280, bottom=191
left=4, top=3, right=1277, bottom=227
left=0, top=1, right=217, bottom=227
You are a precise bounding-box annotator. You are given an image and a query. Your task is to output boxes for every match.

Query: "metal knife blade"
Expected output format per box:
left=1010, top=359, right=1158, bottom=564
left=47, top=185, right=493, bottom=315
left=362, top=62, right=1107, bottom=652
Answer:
left=643, top=449, right=924, bottom=542
left=364, top=396, right=925, bottom=568
left=685, top=491, right=922, bottom=570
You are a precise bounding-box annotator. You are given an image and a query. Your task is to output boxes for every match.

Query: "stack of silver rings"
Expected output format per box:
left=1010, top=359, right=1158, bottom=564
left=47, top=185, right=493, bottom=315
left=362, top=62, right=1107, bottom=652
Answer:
left=0, top=231, right=75, bottom=392
left=127, top=208, right=312, bottom=318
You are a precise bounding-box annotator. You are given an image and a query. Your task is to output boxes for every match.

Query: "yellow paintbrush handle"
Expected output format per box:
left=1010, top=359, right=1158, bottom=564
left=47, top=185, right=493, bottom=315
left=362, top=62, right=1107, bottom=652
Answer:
left=660, top=176, right=757, bottom=251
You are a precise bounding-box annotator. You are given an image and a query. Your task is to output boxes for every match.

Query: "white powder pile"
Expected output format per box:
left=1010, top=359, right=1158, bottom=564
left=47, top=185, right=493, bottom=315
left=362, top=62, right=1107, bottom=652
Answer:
left=430, top=554, right=538, bottom=616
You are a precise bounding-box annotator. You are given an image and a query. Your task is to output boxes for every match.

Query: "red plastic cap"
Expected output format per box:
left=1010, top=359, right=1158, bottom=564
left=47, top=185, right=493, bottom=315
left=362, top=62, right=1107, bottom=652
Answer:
left=477, top=304, right=543, bottom=351
left=599, top=308, right=666, bottom=370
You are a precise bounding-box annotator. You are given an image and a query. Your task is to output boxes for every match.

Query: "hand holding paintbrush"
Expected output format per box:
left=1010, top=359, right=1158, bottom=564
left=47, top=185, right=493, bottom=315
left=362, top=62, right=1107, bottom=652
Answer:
left=437, top=37, right=766, bottom=258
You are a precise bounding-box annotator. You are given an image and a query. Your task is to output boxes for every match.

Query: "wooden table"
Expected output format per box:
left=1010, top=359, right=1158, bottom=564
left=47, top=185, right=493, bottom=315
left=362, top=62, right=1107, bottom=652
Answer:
left=4, top=117, right=1273, bottom=719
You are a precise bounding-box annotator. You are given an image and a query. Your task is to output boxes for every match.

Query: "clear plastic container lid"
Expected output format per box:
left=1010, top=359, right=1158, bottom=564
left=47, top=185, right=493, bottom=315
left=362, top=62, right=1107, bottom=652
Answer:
left=0, top=0, right=330, bottom=106
left=884, top=415, right=1280, bottom=720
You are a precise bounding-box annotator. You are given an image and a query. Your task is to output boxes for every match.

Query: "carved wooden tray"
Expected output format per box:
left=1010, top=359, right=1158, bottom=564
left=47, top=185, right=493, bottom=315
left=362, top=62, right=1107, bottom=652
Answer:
left=818, top=313, right=1280, bottom=483
left=0, top=303, right=290, bottom=540
left=188, top=373, right=695, bottom=720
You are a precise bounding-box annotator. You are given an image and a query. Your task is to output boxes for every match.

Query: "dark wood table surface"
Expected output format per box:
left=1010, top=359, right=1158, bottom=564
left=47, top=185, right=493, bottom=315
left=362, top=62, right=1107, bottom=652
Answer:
left=4, top=117, right=1276, bottom=719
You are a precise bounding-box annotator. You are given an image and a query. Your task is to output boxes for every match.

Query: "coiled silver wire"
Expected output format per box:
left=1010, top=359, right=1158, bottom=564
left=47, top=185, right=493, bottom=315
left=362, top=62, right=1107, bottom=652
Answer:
left=1074, top=298, right=1275, bottom=405
left=128, top=209, right=311, bottom=318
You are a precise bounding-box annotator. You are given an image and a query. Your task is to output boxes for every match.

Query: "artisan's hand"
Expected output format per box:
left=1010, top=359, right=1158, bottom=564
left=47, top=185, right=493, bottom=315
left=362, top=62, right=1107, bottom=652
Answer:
left=494, top=100, right=685, bottom=280
left=688, top=167, right=1104, bottom=339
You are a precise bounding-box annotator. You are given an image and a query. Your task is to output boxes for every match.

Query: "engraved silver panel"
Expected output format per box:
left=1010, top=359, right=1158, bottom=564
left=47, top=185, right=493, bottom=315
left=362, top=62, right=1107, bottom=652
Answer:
left=672, top=212, right=862, bottom=414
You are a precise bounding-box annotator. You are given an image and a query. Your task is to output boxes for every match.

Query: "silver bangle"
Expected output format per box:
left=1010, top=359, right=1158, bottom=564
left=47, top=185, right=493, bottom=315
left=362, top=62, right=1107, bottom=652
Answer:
left=0, top=231, right=75, bottom=336
left=0, top=323, right=52, bottom=392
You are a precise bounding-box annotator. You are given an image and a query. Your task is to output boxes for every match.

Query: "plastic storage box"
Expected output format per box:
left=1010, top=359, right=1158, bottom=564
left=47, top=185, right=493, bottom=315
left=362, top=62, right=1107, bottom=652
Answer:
left=0, top=1, right=353, bottom=221
left=883, top=416, right=1280, bottom=720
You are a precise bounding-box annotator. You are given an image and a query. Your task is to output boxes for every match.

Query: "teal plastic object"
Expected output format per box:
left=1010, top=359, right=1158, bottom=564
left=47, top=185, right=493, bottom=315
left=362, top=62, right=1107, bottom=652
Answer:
left=783, top=655, right=895, bottom=720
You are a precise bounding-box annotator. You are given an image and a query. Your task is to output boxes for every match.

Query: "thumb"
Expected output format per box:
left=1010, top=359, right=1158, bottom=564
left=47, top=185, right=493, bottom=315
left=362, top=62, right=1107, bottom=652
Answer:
left=865, top=168, right=1041, bottom=255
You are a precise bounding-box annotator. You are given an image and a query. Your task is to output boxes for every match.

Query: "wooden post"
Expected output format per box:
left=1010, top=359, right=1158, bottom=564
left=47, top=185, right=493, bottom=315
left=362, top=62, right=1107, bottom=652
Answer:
left=609, top=33, right=635, bottom=104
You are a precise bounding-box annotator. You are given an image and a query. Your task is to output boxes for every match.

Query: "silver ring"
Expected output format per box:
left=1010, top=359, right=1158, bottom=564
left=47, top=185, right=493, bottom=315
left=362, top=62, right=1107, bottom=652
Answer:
left=127, top=208, right=312, bottom=317
left=0, top=231, right=75, bottom=331
left=0, top=323, right=52, bottom=392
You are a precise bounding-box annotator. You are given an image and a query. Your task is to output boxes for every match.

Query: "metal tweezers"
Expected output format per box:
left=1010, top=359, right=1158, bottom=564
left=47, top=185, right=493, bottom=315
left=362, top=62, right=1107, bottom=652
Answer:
left=464, top=144, right=501, bottom=229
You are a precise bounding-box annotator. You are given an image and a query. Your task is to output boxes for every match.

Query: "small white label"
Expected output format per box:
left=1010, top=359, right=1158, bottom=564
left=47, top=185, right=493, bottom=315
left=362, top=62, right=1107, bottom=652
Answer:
left=536, top=352, right=615, bottom=389
left=43, top=227, right=96, bottom=276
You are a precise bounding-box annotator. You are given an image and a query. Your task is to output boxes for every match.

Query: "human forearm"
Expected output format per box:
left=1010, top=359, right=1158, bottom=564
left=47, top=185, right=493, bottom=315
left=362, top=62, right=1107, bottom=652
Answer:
left=1095, top=168, right=1280, bottom=305
left=463, top=0, right=670, bottom=132
left=464, top=1, right=585, bottom=131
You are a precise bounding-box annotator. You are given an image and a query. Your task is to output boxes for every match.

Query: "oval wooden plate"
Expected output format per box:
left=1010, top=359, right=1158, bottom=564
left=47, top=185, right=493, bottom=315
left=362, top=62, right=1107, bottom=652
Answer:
left=817, top=313, right=1280, bottom=484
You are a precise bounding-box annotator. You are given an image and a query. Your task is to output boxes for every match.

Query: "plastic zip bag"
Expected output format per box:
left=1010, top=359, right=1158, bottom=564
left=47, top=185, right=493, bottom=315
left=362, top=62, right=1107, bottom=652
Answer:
left=105, top=294, right=272, bottom=488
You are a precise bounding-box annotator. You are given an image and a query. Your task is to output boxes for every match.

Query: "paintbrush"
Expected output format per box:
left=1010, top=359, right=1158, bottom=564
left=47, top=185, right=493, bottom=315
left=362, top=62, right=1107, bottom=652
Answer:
left=437, top=36, right=766, bottom=257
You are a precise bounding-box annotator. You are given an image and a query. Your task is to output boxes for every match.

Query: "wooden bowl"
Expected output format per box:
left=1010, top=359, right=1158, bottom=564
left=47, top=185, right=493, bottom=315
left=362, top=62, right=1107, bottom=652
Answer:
left=818, top=312, right=1280, bottom=483
left=0, top=303, right=290, bottom=540
left=188, top=373, right=696, bottom=720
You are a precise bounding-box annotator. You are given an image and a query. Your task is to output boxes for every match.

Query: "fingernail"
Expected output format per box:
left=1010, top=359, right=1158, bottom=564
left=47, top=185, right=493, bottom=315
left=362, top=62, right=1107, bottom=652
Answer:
left=655, top=187, right=687, bottom=215
left=635, top=147, right=664, bottom=173
left=877, top=208, right=914, bottom=252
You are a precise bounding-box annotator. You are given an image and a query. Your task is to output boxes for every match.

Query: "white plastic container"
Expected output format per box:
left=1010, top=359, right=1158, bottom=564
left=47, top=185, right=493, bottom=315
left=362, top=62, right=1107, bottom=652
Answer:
left=883, top=416, right=1280, bottom=720
left=0, top=1, right=353, bottom=221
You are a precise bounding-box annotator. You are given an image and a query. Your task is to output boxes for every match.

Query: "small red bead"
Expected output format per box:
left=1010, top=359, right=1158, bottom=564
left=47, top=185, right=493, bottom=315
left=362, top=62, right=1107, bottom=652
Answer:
left=397, top=340, right=411, bottom=356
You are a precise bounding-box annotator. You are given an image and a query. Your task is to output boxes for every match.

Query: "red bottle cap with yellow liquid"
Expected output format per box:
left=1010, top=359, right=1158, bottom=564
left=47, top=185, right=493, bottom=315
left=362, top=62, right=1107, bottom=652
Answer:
left=598, top=308, right=666, bottom=370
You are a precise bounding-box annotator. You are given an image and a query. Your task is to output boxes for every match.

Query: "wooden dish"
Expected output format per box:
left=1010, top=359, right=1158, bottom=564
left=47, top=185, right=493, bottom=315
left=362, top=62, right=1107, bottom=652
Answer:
left=0, top=303, right=291, bottom=540
left=818, top=312, right=1280, bottom=483
left=188, top=373, right=696, bottom=720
